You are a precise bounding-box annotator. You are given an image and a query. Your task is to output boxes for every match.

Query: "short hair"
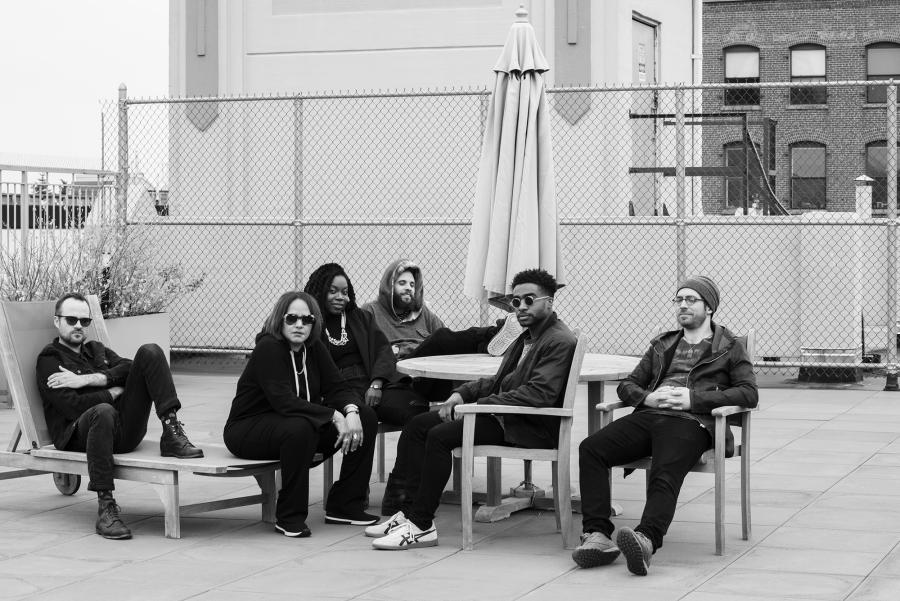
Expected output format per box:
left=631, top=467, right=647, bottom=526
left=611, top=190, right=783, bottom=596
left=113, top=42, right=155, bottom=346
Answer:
left=261, top=291, right=323, bottom=344
left=510, top=268, right=558, bottom=297
left=55, top=292, right=89, bottom=315
left=303, top=263, right=358, bottom=314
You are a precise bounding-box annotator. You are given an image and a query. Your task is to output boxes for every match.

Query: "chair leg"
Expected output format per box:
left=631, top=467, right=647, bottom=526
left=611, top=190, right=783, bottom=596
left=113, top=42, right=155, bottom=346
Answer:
left=151, top=472, right=181, bottom=539
left=254, top=471, right=277, bottom=524
left=557, top=460, right=575, bottom=550
left=714, top=452, right=725, bottom=556
left=741, top=420, right=752, bottom=541
left=460, top=416, right=476, bottom=551
left=551, top=462, right=561, bottom=532
left=377, top=430, right=386, bottom=483
left=323, top=456, right=333, bottom=507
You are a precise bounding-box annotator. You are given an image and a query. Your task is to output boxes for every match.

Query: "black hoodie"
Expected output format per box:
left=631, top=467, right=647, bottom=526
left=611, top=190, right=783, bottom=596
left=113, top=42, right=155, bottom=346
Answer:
left=225, top=333, right=356, bottom=430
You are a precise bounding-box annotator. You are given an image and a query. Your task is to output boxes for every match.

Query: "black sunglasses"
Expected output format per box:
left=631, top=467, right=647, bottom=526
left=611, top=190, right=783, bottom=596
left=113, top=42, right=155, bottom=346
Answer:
left=283, top=313, right=316, bottom=326
left=57, top=315, right=93, bottom=327
left=509, top=294, right=551, bottom=309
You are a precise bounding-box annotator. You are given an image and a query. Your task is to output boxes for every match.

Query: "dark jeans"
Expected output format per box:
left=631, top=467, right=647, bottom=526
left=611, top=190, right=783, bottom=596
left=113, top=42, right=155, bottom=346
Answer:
left=339, top=363, right=427, bottom=482
left=400, top=410, right=507, bottom=529
left=223, top=405, right=377, bottom=530
left=338, top=364, right=428, bottom=428
left=65, top=344, right=181, bottom=492
left=384, top=325, right=501, bottom=484
left=578, top=411, right=711, bottom=551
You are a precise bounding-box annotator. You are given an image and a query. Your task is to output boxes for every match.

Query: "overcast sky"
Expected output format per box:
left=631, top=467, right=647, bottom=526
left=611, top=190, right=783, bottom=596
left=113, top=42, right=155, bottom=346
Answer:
left=0, top=0, right=168, bottom=168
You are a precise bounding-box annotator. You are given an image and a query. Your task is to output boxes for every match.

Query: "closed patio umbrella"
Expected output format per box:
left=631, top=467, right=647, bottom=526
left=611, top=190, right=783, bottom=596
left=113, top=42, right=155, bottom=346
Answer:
left=464, top=6, right=564, bottom=302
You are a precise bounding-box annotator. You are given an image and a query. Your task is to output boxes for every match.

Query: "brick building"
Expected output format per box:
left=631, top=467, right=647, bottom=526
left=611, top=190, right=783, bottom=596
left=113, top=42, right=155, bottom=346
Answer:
left=702, top=0, right=900, bottom=214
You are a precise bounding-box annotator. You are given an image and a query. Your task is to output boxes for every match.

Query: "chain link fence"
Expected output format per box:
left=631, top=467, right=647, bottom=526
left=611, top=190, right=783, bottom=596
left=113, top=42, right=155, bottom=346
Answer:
left=95, top=80, right=899, bottom=381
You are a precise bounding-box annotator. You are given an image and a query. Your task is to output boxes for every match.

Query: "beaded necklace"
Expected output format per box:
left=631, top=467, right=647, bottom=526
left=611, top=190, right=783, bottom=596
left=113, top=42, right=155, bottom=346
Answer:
left=325, top=312, right=349, bottom=346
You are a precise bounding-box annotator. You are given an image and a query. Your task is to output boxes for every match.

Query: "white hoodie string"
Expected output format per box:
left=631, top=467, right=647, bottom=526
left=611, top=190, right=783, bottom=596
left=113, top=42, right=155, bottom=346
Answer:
left=290, top=346, right=310, bottom=402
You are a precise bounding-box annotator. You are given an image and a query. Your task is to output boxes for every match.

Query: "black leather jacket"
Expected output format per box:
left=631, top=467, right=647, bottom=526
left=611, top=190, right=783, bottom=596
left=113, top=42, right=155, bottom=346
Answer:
left=617, top=322, right=758, bottom=455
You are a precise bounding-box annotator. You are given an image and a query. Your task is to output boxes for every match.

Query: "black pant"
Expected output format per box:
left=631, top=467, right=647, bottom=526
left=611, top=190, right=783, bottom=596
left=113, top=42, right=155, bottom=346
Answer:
left=338, top=363, right=427, bottom=428
left=578, top=411, right=711, bottom=551
left=224, top=405, right=377, bottom=530
left=65, top=344, right=181, bottom=492
left=400, top=410, right=507, bottom=529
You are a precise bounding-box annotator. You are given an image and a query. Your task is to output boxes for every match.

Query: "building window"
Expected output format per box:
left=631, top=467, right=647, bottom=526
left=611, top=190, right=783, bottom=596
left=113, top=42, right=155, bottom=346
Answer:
left=790, top=143, right=826, bottom=210
left=724, top=45, right=760, bottom=105
left=724, top=140, right=758, bottom=210
left=790, top=44, right=826, bottom=105
left=866, top=141, right=900, bottom=213
left=867, top=42, right=900, bottom=103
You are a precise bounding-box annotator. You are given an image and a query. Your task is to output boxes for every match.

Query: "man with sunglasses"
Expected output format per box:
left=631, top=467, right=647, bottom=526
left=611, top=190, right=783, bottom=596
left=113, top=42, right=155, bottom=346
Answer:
left=36, top=292, right=204, bottom=540
left=368, top=268, right=576, bottom=549
left=572, top=276, right=757, bottom=575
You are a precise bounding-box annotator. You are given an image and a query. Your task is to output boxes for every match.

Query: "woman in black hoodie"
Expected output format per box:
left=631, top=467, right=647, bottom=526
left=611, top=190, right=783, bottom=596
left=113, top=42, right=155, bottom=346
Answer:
left=224, top=291, right=378, bottom=537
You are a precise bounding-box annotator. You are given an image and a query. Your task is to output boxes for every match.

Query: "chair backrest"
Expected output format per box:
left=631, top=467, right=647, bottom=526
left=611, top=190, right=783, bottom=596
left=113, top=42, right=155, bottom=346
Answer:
left=559, top=330, right=587, bottom=414
left=738, top=329, right=756, bottom=359
left=0, top=295, right=110, bottom=450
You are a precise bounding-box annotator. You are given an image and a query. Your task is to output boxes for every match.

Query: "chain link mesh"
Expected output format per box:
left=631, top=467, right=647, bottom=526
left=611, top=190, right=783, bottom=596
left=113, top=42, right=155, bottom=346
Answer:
left=103, top=81, right=898, bottom=380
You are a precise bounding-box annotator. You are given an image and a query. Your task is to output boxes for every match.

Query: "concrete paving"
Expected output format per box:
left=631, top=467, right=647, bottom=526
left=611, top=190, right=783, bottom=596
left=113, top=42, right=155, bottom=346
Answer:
left=0, top=372, right=898, bottom=600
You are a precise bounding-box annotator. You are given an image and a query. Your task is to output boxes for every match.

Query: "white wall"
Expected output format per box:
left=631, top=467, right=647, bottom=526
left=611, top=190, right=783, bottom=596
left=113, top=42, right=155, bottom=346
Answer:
left=171, top=0, right=697, bottom=96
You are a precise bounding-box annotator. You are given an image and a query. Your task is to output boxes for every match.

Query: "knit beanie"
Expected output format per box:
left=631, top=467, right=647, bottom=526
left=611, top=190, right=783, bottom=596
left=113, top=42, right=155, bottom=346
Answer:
left=677, top=276, right=720, bottom=314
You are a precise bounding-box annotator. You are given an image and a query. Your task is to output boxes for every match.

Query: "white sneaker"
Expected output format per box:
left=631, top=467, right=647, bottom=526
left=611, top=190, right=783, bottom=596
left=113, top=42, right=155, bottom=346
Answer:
left=364, top=511, right=408, bottom=538
left=486, top=314, right=523, bottom=356
left=371, top=520, right=438, bottom=550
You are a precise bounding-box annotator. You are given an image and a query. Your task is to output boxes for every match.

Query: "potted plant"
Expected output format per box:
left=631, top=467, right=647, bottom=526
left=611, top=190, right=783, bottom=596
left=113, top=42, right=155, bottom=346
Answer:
left=0, top=222, right=204, bottom=362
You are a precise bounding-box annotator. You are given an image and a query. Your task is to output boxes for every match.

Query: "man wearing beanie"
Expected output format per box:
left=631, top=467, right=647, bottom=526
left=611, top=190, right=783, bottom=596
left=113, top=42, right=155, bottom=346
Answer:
left=572, top=276, right=757, bottom=575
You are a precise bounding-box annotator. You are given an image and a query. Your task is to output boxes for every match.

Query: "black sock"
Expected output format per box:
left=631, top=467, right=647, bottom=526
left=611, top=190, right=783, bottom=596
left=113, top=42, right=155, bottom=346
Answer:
left=97, top=490, right=114, bottom=503
left=161, top=410, right=178, bottom=425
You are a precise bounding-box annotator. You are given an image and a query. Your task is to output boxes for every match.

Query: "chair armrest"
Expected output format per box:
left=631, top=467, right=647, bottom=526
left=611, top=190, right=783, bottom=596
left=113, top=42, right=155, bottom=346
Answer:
left=711, top=405, right=757, bottom=418
left=595, top=400, right=626, bottom=413
left=454, top=405, right=573, bottom=418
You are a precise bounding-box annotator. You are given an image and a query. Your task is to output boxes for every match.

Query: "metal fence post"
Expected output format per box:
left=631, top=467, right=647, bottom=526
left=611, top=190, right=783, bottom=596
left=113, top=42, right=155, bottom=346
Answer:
left=19, top=170, right=28, bottom=273
left=674, top=86, right=687, bottom=284
left=293, top=98, right=305, bottom=289
left=477, top=92, right=491, bottom=326
left=116, top=84, right=128, bottom=225
left=885, top=81, right=899, bottom=391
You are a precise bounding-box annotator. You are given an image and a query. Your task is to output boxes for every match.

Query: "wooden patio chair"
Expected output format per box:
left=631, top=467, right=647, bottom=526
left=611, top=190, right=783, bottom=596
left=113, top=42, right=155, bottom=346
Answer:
left=454, top=330, right=586, bottom=550
left=0, top=296, right=282, bottom=538
left=596, top=330, right=757, bottom=555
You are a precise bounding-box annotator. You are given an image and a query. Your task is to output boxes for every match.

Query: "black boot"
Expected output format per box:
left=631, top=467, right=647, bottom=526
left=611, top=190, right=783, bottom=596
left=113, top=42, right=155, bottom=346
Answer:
left=380, top=473, right=406, bottom=517
left=160, top=418, right=204, bottom=458
left=96, top=495, right=132, bottom=540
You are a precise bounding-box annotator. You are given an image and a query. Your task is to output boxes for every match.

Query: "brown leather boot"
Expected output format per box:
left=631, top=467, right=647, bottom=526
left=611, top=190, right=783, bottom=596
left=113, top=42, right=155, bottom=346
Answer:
left=96, top=497, right=132, bottom=540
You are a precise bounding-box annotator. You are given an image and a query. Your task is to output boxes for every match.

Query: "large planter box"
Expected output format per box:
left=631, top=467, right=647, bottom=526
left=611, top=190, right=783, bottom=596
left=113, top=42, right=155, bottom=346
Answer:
left=105, top=312, right=171, bottom=363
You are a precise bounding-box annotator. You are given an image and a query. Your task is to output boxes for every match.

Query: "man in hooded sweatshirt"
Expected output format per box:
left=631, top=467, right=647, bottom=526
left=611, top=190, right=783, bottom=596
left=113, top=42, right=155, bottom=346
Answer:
left=360, top=259, right=445, bottom=361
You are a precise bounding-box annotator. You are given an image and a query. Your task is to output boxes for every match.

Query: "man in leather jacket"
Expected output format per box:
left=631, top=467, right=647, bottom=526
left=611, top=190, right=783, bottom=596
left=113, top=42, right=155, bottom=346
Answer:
left=572, top=276, right=757, bottom=575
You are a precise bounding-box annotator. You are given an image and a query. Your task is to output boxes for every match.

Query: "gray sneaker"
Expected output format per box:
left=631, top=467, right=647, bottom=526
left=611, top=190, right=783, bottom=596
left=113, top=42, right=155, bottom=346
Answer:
left=616, top=527, right=653, bottom=576
left=571, top=531, right=620, bottom=568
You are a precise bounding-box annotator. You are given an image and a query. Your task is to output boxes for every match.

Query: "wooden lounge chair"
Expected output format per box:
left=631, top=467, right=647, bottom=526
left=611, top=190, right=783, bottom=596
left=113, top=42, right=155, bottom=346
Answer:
left=596, top=330, right=757, bottom=555
left=0, top=296, right=281, bottom=539
left=454, top=330, right=586, bottom=550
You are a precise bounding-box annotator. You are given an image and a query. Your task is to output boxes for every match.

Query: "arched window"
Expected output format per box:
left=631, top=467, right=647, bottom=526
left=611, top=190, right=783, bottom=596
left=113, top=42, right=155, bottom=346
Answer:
left=866, top=42, right=900, bottom=103
left=790, top=44, right=826, bottom=105
left=790, top=142, right=826, bottom=210
left=865, top=141, right=900, bottom=214
left=724, top=45, right=760, bottom=105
